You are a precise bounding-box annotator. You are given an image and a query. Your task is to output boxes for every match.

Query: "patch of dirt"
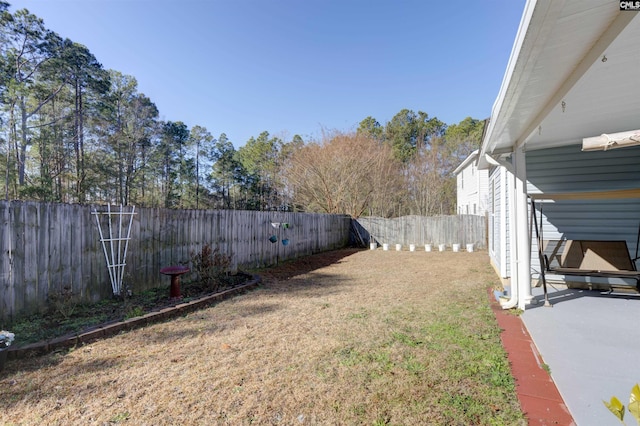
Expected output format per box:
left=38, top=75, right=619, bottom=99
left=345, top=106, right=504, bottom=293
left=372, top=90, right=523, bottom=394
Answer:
left=257, top=248, right=360, bottom=281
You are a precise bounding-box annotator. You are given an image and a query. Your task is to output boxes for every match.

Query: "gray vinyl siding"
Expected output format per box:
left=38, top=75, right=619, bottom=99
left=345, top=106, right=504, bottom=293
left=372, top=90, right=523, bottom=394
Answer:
left=527, top=145, right=640, bottom=193
left=526, top=144, right=640, bottom=283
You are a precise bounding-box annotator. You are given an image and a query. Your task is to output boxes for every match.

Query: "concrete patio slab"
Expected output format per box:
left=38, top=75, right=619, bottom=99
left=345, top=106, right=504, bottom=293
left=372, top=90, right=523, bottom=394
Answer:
left=522, top=283, right=640, bottom=426
left=491, top=290, right=574, bottom=425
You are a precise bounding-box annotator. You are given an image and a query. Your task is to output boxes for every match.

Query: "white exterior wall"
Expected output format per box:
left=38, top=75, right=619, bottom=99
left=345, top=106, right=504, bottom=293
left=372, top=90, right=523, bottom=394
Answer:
left=488, top=165, right=510, bottom=279
left=455, top=153, right=490, bottom=216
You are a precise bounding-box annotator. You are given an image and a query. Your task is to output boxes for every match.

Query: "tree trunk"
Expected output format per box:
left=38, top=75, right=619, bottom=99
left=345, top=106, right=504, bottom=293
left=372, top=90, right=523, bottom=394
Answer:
left=78, top=81, right=86, bottom=203
left=18, top=96, right=29, bottom=186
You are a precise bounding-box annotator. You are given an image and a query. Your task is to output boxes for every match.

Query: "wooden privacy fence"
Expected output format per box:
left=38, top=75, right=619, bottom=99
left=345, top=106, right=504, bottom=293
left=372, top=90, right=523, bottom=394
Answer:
left=0, top=201, right=351, bottom=321
left=354, top=215, right=487, bottom=249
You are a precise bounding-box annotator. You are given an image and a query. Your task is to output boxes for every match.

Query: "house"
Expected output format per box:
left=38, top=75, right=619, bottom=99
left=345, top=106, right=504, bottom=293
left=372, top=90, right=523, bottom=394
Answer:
left=453, top=150, right=489, bottom=216
left=479, top=0, right=640, bottom=310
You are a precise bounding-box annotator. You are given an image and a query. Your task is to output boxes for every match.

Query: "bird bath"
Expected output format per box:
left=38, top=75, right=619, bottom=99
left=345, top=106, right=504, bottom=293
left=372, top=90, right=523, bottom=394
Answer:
left=160, top=266, right=190, bottom=299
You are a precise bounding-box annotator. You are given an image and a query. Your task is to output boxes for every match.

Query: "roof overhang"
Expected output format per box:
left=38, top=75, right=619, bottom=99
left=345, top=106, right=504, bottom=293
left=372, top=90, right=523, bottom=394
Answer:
left=480, top=0, right=640, bottom=164
left=452, top=149, right=479, bottom=175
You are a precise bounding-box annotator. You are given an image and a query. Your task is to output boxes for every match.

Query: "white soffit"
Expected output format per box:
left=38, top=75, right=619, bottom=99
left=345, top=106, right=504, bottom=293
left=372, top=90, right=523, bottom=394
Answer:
left=481, top=1, right=640, bottom=156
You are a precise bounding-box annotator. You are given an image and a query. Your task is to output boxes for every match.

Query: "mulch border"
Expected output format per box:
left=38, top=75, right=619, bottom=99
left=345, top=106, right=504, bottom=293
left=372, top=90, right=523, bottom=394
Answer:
left=4, top=275, right=262, bottom=360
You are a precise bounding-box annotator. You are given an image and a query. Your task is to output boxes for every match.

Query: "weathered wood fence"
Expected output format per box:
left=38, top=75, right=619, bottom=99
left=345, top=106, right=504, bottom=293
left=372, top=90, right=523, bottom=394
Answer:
left=354, top=215, right=487, bottom=249
left=0, top=201, right=350, bottom=321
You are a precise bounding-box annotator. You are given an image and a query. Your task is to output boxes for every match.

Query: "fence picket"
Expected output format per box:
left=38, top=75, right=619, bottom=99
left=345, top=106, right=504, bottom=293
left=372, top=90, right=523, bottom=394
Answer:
left=0, top=202, right=351, bottom=320
left=355, top=215, right=486, bottom=249
left=0, top=202, right=486, bottom=321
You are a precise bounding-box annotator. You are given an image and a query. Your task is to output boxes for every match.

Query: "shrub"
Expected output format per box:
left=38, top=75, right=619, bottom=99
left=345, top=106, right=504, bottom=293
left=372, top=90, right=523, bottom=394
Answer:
left=190, top=244, right=232, bottom=293
left=48, top=285, right=78, bottom=319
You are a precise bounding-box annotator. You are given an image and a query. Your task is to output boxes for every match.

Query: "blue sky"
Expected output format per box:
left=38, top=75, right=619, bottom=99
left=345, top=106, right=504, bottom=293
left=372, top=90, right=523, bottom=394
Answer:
left=10, top=0, right=526, bottom=147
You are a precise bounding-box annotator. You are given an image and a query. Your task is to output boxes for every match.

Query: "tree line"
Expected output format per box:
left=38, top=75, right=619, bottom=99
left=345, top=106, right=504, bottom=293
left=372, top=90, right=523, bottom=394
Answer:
left=0, top=3, right=484, bottom=217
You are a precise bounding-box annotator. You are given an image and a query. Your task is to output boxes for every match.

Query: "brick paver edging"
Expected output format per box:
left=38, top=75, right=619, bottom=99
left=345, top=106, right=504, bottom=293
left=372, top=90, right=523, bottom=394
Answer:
left=5, top=275, right=262, bottom=360
left=488, top=289, right=575, bottom=425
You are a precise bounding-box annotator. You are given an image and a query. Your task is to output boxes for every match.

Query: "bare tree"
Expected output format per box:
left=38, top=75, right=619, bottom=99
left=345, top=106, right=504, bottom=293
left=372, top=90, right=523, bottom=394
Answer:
left=283, top=131, right=402, bottom=218
left=405, top=136, right=456, bottom=216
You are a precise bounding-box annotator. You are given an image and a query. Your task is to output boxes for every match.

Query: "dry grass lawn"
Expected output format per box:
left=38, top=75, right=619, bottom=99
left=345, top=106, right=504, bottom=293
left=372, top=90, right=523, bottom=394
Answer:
left=0, top=248, right=524, bottom=425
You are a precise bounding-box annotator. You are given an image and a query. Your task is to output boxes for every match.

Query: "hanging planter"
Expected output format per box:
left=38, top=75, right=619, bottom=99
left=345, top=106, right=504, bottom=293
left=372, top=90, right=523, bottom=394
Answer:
left=269, top=235, right=278, bottom=243
left=282, top=223, right=290, bottom=229
left=282, top=238, right=290, bottom=246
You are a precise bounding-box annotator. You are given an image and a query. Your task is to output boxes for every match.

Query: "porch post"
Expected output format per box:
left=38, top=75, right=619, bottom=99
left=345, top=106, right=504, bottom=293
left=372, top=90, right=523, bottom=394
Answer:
left=513, top=145, right=533, bottom=309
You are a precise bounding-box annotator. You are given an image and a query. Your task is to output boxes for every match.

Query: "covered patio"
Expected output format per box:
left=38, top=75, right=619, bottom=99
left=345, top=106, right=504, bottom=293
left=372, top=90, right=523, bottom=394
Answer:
left=480, top=0, right=640, bottom=310
left=479, top=1, right=640, bottom=423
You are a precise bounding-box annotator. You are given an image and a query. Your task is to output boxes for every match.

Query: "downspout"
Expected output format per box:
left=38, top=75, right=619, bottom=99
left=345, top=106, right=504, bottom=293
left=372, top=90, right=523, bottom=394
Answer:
left=484, top=146, right=532, bottom=310
left=499, top=167, right=508, bottom=278
left=502, top=169, right=520, bottom=309
left=513, top=145, right=532, bottom=310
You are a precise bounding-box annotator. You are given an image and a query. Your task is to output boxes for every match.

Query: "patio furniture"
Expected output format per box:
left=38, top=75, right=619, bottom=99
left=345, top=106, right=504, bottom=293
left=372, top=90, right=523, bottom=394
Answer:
left=542, top=240, right=640, bottom=289
left=530, top=195, right=640, bottom=306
